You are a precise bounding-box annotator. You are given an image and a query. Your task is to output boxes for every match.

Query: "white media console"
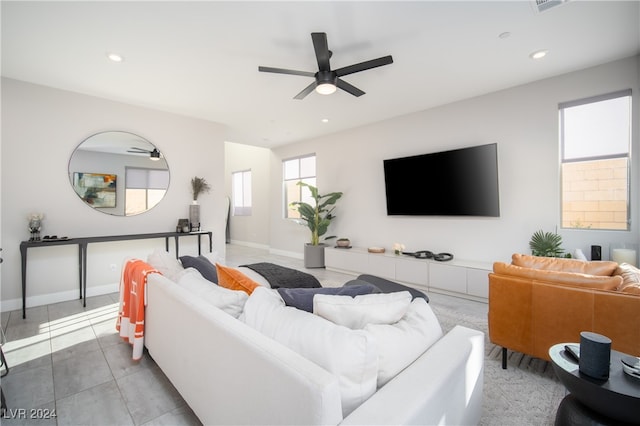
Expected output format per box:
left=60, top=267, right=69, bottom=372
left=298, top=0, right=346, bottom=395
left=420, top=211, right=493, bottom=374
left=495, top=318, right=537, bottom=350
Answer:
left=325, top=246, right=492, bottom=302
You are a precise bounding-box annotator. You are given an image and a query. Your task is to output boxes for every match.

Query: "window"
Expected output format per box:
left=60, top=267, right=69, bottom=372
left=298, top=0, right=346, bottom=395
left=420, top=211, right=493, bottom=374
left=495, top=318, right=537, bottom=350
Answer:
left=560, top=90, right=631, bottom=230
left=232, top=170, right=252, bottom=216
left=125, top=168, right=169, bottom=216
left=283, top=154, right=316, bottom=218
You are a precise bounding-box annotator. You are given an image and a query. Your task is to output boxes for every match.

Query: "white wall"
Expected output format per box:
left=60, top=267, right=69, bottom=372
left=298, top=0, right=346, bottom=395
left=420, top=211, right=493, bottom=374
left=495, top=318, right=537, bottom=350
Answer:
left=1, top=78, right=227, bottom=311
left=224, top=142, right=272, bottom=247
left=265, top=56, right=639, bottom=263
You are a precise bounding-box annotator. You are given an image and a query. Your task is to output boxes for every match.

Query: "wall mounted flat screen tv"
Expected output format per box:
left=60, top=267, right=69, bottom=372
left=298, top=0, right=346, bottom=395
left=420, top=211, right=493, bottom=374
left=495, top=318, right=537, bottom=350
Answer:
left=383, top=143, right=500, bottom=217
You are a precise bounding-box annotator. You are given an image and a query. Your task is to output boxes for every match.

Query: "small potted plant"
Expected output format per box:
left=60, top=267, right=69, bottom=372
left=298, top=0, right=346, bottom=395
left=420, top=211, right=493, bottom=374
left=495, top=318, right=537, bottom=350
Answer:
left=529, top=230, right=571, bottom=258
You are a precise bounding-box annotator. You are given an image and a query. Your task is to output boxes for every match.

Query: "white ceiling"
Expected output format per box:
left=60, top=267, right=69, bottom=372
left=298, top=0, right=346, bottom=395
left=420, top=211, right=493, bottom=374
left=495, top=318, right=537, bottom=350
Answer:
left=2, top=1, right=639, bottom=148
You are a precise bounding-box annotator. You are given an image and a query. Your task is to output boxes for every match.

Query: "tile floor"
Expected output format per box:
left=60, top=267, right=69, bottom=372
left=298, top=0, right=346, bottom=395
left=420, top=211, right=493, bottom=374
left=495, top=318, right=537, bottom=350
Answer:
left=0, top=244, right=487, bottom=425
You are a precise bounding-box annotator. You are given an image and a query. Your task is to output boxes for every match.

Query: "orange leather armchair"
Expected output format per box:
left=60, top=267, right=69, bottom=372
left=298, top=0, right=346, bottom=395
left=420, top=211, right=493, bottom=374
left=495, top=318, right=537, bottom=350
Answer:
left=489, top=254, right=640, bottom=368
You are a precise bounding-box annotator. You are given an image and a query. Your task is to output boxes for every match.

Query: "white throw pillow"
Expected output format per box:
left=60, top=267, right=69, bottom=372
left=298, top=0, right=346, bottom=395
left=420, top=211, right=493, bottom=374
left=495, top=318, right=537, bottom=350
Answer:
left=242, top=287, right=378, bottom=417
left=365, top=298, right=443, bottom=387
left=178, top=269, right=248, bottom=318
left=313, top=291, right=412, bottom=329
left=147, top=248, right=185, bottom=282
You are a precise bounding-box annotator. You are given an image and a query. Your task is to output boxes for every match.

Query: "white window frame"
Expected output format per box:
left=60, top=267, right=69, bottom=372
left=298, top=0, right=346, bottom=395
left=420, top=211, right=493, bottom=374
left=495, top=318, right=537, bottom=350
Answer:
left=283, top=154, right=316, bottom=219
left=559, top=89, right=632, bottom=230
left=232, top=169, right=252, bottom=216
left=125, top=167, right=169, bottom=216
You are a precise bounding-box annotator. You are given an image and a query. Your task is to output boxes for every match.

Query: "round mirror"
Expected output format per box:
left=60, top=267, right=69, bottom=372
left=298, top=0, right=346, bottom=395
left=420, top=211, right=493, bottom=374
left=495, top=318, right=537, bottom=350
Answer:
left=68, top=131, right=170, bottom=216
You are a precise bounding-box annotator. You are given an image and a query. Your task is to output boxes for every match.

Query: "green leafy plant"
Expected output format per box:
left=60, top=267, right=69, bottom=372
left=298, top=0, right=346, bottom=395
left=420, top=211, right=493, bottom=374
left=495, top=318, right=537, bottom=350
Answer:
left=529, top=229, right=571, bottom=258
left=191, top=176, right=211, bottom=201
left=290, top=182, right=343, bottom=246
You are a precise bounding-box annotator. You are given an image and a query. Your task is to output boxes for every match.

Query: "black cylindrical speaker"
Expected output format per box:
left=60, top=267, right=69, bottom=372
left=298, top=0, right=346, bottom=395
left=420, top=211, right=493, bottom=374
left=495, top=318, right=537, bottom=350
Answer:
left=591, top=245, right=602, bottom=261
left=579, top=331, right=611, bottom=380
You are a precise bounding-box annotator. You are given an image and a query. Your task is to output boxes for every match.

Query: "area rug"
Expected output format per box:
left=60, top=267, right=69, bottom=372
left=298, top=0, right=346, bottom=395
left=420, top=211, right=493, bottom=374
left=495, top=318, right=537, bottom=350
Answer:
left=431, top=305, right=567, bottom=426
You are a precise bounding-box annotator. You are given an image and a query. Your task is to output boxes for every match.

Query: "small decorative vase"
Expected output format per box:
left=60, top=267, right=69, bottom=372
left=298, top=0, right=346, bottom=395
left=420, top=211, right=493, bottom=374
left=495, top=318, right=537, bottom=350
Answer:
left=189, top=201, right=200, bottom=231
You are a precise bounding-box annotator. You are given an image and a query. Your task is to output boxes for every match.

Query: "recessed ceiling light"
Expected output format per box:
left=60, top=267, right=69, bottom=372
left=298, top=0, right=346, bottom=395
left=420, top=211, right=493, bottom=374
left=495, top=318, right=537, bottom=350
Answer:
left=321, top=118, right=329, bottom=123
left=529, top=49, right=548, bottom=60
left=107, top=52, right=124, bottom=62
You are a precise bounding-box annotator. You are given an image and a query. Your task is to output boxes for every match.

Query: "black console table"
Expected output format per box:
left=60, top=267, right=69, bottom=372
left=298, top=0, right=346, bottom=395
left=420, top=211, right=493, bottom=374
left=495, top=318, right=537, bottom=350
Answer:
left=549, top=343, right=640, bottom=425
left=20, top=231, right=212, bottom=318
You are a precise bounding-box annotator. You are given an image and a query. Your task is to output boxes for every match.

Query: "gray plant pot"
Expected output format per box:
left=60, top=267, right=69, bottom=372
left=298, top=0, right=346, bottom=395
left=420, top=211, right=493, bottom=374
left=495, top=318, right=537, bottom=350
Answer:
left=304, top=243, right=326, bottom=268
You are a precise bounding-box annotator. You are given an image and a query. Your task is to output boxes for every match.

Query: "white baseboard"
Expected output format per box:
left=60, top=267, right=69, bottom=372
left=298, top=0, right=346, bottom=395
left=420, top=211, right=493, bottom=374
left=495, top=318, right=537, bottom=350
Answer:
left=229, top=240, right=270, bottom=250
left=1, top=282, right=119, bottom=313
left=229, top=240, right=303, bottom=260
left=269, top=248, right=303, bottom=260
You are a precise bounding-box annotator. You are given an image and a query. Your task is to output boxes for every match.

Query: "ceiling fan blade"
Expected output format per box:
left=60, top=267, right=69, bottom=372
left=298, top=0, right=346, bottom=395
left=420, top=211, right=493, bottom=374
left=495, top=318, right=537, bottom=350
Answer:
left=258, top=66, right=315, bottom=77
left=334, top=55, right=393, bottom=77
left=336, top=78, right=365, bottom=97
left=294, top=81, right=318, bottom=100
left=127, top=147, right=150, bottom=153
left=311, top=32, right=331, bottom=72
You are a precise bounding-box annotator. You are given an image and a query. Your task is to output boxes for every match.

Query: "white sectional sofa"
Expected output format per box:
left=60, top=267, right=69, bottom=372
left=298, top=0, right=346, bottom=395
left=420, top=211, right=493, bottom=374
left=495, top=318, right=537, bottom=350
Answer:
left=143, top=265, right=484, bottom=425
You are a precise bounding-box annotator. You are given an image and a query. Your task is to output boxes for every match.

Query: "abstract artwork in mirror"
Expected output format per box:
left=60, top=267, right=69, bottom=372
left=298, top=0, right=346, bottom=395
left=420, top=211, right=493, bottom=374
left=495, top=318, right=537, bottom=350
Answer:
left=72, top=172, right=117, bottom=208
left=68, top=131, right=170, bottom=216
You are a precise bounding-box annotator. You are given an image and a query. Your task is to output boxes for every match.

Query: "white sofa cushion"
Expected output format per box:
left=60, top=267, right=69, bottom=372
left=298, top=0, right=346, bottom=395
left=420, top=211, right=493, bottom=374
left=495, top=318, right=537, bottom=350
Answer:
left=313, top=291, right=412, bottom=329
left=177, top=269, right=248, bottom=318
left=365, top=298, right=443, bottom=387
left=242, top=287, right=378, bottom=417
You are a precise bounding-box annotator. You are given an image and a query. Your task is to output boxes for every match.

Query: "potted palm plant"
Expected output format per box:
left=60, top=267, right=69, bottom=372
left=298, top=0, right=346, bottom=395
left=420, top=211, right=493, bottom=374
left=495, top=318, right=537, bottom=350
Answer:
left=529, top=229, right=571, bottom=258
left=290, top=182, right=343, bottom=268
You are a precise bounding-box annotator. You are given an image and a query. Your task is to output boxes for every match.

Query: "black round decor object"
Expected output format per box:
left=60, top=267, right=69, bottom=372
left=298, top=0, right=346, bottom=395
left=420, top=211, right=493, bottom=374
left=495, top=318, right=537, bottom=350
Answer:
left=433, top=252, right=454, bottom=261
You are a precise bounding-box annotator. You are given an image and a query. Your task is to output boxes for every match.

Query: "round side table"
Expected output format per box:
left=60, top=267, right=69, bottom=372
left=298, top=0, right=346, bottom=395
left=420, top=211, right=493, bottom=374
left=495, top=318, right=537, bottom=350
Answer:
left=549, top=343, right=640, bottom=425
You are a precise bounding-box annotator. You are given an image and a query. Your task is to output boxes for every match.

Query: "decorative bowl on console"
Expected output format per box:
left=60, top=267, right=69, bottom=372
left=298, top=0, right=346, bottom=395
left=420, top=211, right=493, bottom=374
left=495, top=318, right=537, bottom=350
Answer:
left=336, top=238, right=351, bottom=248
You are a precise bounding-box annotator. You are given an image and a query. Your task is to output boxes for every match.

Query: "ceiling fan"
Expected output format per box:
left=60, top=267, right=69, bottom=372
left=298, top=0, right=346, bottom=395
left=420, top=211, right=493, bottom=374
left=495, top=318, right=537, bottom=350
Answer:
left=127, top=147, right=162, bottom=161
left=258, top=32, right=393, bottom=100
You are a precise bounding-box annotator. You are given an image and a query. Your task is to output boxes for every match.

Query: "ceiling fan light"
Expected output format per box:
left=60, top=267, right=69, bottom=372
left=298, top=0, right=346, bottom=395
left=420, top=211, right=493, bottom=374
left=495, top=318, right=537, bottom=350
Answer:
left=150, top=150, right=161, bottom=161
left=316, top=83, right=337, bottom=95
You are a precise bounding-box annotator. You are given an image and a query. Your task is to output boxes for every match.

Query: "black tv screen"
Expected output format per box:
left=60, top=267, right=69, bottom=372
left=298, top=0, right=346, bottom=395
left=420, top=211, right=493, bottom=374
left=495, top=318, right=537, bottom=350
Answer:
left=383, top=143, right=500, bottom=217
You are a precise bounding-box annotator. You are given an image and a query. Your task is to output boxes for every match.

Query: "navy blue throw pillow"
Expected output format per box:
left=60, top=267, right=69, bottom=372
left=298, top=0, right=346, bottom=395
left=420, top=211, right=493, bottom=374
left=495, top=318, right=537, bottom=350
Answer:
left=180, top=255, right=218, bottom=284
left=277, top=282, right=380, bottom=313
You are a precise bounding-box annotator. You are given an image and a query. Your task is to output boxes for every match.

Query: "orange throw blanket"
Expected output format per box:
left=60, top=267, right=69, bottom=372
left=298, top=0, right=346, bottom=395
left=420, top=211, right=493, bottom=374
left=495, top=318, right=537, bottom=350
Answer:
left=116, top=259, right=159, bottom=360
